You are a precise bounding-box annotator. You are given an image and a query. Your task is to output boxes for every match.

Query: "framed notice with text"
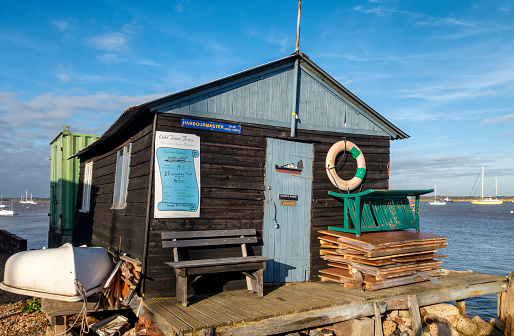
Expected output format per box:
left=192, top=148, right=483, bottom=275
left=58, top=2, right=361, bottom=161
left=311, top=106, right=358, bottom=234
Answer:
left=154, top=131, right=201, bottom=218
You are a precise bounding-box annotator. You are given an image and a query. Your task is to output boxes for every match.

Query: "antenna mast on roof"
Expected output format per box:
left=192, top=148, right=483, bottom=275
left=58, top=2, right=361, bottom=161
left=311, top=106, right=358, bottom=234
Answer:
left=295, top=0, right=302, bottom=54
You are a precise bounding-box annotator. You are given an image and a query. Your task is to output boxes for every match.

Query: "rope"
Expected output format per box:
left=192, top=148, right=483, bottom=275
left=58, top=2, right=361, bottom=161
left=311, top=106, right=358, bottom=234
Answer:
left=334, top=138, right=350, bottom=194
left=53, top=280, right=90, bottom=336
left=469, top=169, right=481, bottom=197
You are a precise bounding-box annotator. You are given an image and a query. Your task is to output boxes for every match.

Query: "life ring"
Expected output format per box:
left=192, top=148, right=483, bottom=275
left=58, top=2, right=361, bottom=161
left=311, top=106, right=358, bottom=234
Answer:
left=325, top=140, right=366, bottom=191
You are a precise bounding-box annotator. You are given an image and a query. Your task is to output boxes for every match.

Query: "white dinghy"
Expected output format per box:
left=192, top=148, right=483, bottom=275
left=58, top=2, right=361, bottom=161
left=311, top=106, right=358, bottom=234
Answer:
left=0, top=243, right=113, bottom=302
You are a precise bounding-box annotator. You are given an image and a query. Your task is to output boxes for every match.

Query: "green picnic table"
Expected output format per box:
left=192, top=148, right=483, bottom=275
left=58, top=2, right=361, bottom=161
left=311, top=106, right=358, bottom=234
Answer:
left=328, top=189, right=433, bottom=237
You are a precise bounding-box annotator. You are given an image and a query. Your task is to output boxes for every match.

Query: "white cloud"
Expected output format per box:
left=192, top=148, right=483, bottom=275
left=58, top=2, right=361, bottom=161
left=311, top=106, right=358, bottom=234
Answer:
left=57, top=73, right=70, bottom=83
left=481, top=114, right=514, bottom=124
left=52, top=20, right=69, bottom=32
left=0, top=92, right=164, bottom=130
left=0, top=91, right=166, bottom=197
left=99, top=53, right=124, bottom=64
left=175, top=4, right=185, bottom=13
left=86, top=32, right=130, bottom=52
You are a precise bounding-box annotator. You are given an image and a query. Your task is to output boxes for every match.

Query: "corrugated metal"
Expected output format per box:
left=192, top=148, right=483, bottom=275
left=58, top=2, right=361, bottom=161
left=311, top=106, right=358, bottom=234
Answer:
left=50, top=129, right=99, bottom=235
left=263, top=138, right=313, bottom=283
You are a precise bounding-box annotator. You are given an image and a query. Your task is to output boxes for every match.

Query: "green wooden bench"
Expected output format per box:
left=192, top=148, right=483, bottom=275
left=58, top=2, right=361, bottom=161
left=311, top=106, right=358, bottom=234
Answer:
left=328, top=189, right=433, bottom=236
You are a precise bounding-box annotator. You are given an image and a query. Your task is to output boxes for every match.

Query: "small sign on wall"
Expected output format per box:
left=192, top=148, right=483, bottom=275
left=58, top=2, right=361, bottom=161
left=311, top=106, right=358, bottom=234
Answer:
left=280, top=200, right=297, bottom=206
left=154, top=131, right=201, bottom=218
left=182, top=118, right=241, bottom=133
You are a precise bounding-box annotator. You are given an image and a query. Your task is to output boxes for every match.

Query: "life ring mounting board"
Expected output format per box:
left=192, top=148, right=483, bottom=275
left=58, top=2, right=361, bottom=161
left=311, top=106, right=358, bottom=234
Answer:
left=325, top=140, right=366, bottom=191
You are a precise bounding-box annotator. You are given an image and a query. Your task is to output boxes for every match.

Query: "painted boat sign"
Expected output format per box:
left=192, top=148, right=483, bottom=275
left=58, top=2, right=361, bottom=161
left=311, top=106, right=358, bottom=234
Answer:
left=182, top=118, right=241, bottom=133
left=154, top=131, right=201, bottom=218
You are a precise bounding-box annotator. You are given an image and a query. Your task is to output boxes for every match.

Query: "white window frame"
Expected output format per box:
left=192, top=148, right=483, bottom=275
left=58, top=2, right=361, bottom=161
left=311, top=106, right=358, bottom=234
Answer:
left=112, top=143, right=132, bottom=209
left=79, top=161, right=93, bottom=213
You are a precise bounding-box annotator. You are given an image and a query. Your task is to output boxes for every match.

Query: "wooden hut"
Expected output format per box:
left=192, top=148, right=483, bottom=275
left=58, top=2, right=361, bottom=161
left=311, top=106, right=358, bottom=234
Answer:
left=72, top=53, right=408, bottom=298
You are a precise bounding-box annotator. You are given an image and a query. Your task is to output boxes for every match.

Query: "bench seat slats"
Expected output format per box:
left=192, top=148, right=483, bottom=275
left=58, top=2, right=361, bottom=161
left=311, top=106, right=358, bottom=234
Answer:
left=165, top=256, right=273, bottom=269
left=162, top=236, right=258, bottom=248
left=162, top=229, right=256, bottom=240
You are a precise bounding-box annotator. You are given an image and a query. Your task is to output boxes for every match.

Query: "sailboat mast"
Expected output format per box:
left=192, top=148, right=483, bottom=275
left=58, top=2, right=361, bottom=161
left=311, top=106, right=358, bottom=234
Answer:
left=481, top=166, right=484, bottom=199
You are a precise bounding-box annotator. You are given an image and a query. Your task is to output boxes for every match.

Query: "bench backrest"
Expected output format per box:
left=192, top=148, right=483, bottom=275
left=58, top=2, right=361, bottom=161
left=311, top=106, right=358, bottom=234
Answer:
left=161, top=229, right=258, bottom=262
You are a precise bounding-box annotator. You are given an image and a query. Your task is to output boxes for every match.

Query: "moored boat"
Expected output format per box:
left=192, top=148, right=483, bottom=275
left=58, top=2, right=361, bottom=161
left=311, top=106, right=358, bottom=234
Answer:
left=0, top=202, right=19, bottom=215
left=428, top=185, right=446, bottom=206
left=19, top=189, right=37, bottom=204
left=470, top=167, right=503, bottom=205
left=0, top=244, right=113, bottom=301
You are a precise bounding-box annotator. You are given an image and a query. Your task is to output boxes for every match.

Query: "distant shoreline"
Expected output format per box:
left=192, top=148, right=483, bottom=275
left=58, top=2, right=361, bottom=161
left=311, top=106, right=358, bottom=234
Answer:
left=419, top=197, right=514, bottom=202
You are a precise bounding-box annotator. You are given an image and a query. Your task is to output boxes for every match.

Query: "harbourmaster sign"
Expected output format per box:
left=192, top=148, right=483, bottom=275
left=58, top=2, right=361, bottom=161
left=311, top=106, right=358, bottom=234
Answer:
left=182, top=118, right=241, bottom=134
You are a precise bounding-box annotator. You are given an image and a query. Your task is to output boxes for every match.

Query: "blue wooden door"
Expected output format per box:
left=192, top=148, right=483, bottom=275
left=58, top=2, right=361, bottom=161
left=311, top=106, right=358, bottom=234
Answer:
left=263, top=138, right=313, bottom=282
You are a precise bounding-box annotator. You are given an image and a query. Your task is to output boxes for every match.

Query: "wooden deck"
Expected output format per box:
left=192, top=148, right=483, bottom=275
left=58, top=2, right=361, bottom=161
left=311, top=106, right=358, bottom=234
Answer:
left=142, top=271, right=508, bottom=336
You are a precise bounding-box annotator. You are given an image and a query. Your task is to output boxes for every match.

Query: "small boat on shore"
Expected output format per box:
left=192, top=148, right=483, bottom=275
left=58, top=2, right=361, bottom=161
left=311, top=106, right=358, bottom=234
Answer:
left=0, top=244, right=113, bottom=301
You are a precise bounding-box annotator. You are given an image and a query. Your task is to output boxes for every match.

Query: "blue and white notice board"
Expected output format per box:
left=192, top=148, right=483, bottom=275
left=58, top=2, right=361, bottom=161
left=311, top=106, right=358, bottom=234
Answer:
left=154, top=131, right=201, bottom=218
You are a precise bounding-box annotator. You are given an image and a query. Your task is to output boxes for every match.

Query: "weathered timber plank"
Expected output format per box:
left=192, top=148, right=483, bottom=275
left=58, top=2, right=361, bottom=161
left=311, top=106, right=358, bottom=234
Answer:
left=213, top=275, right=507, bottom=336
left=155, top=298, right=218, bottom=330
left=196, top=295, right=259, bottom=322
left=162, top=237, right=258, bottom=248
left=498, top=271, right=514, bottom=336
left=143, top=298, right=191, bottom=335
left=186, top=296, right=245, bottom=325
left=162, top=229, right=256, bottom=239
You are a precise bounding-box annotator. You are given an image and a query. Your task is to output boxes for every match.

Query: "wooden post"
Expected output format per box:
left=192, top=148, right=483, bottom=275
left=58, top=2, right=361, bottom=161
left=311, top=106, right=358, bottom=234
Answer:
left=408, top=295, right=423, bottom=336
left=54, top=315, right=67, bottom=335
left=456, top=299, right=466, bottom=316
left=499, top=271, right=514, bottom=336
left=374, top=302, right=383, bottom=336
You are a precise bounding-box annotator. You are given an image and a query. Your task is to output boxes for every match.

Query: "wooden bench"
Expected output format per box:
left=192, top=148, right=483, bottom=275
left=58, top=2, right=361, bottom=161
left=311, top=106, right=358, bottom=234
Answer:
left=162, top=229, right=273, bottom=306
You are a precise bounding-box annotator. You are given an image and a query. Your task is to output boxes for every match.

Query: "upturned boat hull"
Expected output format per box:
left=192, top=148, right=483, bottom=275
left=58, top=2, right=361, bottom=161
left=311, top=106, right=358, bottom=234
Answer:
left=0, top=244, right=113, bottom=301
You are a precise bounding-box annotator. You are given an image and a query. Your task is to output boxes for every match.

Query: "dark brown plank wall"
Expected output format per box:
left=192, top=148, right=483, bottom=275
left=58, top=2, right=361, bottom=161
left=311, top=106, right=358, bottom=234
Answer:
left=309, top=136, right=390, bottom=280
left=145, top=114, right=268, bottom=297
left=144, top=113, right=391, bottom=297
left=73, top=112, right=155, bottom=259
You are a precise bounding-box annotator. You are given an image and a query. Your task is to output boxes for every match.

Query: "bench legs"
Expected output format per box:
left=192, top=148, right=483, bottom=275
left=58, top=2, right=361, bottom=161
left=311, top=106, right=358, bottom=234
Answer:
left=176, top=274, right=188, bottom=307
left=243, top=269, right=264, bottom=296
left=175, top=267, right=265, bottom=307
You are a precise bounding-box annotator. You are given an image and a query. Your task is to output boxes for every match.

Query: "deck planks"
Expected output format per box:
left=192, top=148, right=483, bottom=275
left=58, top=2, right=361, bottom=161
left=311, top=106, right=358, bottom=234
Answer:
left=143, top=272, right=507, bottom=336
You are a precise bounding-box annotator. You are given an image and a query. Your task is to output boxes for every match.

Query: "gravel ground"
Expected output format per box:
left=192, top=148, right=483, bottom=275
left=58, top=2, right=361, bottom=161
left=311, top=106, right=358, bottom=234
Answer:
left=0, top=252, right=48, bottom=336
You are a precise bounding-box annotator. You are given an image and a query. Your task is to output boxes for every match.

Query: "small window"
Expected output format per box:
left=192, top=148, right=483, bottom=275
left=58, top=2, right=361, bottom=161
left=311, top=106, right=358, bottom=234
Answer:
left=79, top=161, right=93, bottom=213
left=112, top=143, right=132, bottom=209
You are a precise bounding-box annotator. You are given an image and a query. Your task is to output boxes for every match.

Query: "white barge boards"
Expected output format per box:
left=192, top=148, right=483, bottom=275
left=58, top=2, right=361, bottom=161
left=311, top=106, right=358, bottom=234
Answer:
left=142, top=271, right=508, bottom=336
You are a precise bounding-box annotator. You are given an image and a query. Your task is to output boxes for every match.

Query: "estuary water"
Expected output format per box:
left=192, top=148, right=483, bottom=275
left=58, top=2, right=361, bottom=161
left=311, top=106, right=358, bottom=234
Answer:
left=420, top=201, right=514, bottom=321
left=0, top=200, right=513, bottom=320
left=0, top=201, right=49, bottom=250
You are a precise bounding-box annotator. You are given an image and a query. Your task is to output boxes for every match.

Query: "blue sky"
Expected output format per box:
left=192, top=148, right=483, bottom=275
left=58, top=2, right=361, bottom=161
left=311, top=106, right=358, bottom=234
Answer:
left=1, top=0, right=513, bottom=198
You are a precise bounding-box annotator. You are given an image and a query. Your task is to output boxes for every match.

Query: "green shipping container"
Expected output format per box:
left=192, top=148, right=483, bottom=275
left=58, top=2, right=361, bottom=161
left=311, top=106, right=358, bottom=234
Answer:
left=49, top=126, right=99, bottom=246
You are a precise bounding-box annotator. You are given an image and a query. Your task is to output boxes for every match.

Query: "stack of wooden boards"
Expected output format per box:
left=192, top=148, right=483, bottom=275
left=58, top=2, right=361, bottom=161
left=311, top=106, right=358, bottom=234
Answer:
left=318, top=229, right=448, bottom=291
left=99, top=254, right=142, bottom=308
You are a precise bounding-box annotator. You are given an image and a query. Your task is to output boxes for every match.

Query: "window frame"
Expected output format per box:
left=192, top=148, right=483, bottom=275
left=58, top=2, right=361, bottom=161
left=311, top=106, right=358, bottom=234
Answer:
left=111, top=143, right=132, bottom=209
left=79, top=160, right=94, bottom=213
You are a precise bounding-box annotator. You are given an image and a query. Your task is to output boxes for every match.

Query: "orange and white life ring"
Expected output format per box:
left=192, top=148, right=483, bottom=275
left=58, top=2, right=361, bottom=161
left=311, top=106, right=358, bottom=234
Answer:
left=325, top=140, right=366, bottom=191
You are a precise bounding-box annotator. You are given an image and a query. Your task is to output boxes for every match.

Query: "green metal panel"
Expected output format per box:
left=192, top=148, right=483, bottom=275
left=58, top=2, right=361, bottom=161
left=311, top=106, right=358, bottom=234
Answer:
left=49, top=127, right=99, bottom=235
